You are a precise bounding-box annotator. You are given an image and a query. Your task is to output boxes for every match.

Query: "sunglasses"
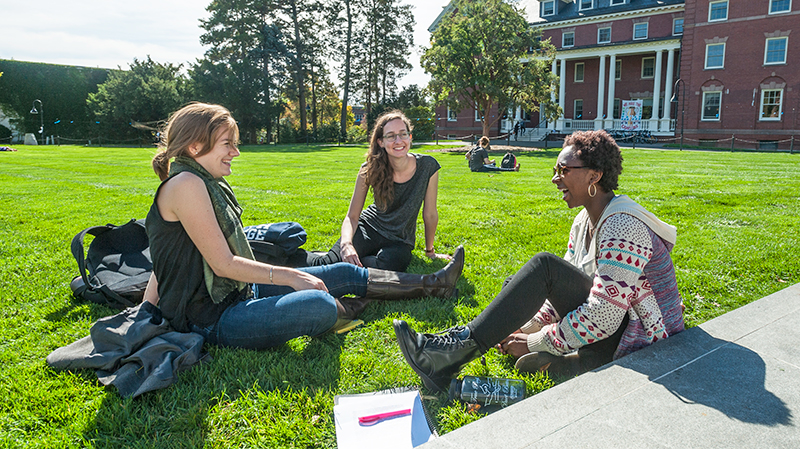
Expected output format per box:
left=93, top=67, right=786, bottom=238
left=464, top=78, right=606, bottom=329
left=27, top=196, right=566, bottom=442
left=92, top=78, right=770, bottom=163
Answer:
left=552, top=165, right=589, bottom=177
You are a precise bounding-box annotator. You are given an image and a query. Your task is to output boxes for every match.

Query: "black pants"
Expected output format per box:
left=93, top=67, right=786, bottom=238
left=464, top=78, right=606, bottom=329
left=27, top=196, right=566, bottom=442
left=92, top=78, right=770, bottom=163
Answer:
left=469, top=252, right=628, bottom=367
left=306, top=222, right=413, bottom=272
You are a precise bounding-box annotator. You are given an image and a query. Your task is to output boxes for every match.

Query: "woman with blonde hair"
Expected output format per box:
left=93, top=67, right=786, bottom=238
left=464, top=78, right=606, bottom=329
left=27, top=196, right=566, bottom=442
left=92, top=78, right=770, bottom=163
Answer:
left=308, top=109, right=458, bottom=272
left=144, top=103, right=464, bottom=348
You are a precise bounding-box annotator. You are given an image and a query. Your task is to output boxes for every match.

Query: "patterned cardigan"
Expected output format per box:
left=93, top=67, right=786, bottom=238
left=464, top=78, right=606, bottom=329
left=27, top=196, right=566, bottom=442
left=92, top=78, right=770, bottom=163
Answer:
left=532, top=196, right=684, bottom=359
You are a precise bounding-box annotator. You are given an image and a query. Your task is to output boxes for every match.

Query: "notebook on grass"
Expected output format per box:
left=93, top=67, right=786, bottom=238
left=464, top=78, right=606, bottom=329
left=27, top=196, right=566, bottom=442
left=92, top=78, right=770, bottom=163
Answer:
left=333, top=388, right=436, bottom=449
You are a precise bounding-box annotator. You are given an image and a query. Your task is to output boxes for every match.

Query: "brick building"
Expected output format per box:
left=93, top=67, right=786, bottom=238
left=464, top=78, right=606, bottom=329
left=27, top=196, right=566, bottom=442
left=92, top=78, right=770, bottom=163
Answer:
left=431, top=0, right=799, bottom=149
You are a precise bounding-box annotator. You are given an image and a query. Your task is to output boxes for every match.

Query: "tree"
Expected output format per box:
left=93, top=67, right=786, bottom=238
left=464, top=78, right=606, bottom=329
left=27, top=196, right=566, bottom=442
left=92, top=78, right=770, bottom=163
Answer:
left=87, top=56, right=185, bottom=140
left=195, top=0, right=290, bottom=144
left=326, top=0, right=356, bottom=140
left=421, top=0, right=561, bottom=137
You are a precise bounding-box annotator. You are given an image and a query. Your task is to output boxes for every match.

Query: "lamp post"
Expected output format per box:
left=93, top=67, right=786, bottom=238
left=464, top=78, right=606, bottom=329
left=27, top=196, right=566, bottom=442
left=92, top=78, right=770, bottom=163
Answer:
left=670, top=79, right=685, bottom=151
left=30, top=99, right=44, bottom=145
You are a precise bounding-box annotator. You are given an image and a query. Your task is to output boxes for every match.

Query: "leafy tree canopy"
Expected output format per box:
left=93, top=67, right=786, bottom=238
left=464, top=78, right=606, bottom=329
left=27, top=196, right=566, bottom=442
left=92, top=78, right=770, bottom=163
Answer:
left=87, top=56, right=186, bottom=139
left=421, top=0, right=561, bottom=136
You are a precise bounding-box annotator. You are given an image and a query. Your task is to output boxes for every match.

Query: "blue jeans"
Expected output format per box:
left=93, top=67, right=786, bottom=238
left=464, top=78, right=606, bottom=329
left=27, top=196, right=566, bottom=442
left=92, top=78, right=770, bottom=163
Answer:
left=192, top=263, right=369, bottom=350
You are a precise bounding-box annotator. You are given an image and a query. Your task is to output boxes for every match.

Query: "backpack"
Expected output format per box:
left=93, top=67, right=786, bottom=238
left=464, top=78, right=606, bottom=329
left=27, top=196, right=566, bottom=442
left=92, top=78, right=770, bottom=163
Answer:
left=70, top=219, right=152, bottom=310
left=501, top=152, right=517, bottom=169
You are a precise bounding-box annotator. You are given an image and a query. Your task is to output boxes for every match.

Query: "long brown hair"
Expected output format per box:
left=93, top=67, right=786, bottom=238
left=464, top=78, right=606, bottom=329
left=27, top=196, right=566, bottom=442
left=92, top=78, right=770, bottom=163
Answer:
left=363, top=110, right=413, bottom=210
left=152, top=103, right=239, bottom=180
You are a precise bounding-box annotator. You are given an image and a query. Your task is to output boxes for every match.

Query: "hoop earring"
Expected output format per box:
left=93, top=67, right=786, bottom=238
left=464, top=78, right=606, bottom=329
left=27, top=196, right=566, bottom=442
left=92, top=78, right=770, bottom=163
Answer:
left=588, top=183, right=597, bottom=198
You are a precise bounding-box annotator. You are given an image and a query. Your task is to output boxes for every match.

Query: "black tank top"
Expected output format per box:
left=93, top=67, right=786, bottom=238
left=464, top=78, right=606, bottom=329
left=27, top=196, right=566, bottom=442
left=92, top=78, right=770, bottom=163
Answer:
left=145, top=183, right=239, bottom=332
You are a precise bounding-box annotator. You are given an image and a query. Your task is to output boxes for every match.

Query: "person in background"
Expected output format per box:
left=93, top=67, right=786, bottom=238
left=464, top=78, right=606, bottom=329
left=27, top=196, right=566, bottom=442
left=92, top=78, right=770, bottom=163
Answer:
left=466, top=136, right=519, bottom=172
left=393, top=130, right=684, bottom=391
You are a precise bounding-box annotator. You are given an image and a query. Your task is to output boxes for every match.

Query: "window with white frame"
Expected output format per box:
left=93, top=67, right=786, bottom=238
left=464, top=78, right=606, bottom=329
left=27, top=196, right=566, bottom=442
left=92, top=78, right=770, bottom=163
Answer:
left=641, top=57, right=655, bottom=78
left=610, top=0, right=626, bottom=5
left=447, top=106, right=457, bottom=121
left=598, top=27, right=611, bottom=44
left=640, top=98, right=653, bottom=119
left=563, top=31, right=574, bottom=47
left=705, top=43, right=725, bottom=69
left=760, top=89, right=783, bottom=120
left=709, top=1, right=728, bottom=21
left=613, top=98, right=621, bottom=119
left=769, top=0, right=791, bottom=14
left=475, top=107, right=481, bottom=122
left=764, top=37, right=788, bottom=64
left=633, top=22, right=648, bottom=40
left=673, top=18, right=684, bottom=35
left=542, top=0, right=555, bottom=16
left=574, top=63, right=585, bottom=82
left=615, top=60, right=622, bottom=80
left=580, top=0, right=593, bottom=11
left=702, top=91, right=722, bottom=120
left=574, top=99, right=584, bottom=119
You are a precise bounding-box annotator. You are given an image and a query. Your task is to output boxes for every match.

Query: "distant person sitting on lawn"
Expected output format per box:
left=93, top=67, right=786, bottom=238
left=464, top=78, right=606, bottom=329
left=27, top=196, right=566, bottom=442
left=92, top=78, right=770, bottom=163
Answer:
left=306, top=109, right=456, bottom=272
left=143, top=102, right=465, bottom=348
left=467, top=136, right=519, bottom=172
left=393, top=129, right=684, bottom=392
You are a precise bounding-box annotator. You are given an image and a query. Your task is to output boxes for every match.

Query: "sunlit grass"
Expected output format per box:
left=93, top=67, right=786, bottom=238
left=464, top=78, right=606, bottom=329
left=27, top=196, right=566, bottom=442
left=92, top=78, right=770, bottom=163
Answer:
left=0, top=143, right=797, bottom=447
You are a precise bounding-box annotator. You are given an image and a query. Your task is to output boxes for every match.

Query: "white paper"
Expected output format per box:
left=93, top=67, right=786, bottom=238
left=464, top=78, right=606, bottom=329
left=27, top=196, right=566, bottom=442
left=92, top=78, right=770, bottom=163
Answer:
left=334, top=390, right=434, bottom=449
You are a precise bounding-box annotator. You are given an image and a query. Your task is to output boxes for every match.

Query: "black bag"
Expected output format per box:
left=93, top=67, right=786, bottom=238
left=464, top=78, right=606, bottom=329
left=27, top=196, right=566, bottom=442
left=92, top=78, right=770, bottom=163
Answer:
left=70, top=219, right=152, bottom=310
left=501, top=152, right=517, bottom=169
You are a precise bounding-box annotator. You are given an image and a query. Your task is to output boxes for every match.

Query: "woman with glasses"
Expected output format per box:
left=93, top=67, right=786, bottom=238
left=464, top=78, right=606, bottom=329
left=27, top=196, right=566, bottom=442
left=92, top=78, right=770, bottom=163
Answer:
left=393, top=130, right=684, bottom=392
left=307, top=109, right=456, bottom=272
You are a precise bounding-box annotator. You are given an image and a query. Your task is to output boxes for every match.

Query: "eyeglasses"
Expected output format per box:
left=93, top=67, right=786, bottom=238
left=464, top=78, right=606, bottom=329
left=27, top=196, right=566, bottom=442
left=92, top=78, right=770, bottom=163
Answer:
left=382, top=131, right=411, bottom=142
left=552, top=165, right=589, bottom=177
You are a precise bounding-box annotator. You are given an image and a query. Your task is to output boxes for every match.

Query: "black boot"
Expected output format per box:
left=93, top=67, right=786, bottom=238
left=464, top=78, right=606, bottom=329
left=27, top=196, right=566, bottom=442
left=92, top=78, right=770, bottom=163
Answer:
left=393, top=319, right=481, bottom=392
left=366, top=246, right=464, bottom=300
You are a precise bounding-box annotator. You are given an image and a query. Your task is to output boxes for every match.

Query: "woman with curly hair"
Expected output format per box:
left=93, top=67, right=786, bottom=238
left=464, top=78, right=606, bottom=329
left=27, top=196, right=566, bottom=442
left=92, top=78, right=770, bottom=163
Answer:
left=308, top=109, right=455, bottom=272
left=393, top=130, right=684, bottom=392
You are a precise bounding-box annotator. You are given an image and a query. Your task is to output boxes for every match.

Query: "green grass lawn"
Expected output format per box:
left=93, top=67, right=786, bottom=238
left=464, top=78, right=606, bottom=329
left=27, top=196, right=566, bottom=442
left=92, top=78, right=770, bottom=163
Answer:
left=1, top=143, right=798, bottom=448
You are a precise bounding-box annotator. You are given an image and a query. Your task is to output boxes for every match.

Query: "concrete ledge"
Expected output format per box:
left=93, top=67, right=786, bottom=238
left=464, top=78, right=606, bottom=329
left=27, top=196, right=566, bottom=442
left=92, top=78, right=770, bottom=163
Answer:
left=422, top=283, right=800, bottom=449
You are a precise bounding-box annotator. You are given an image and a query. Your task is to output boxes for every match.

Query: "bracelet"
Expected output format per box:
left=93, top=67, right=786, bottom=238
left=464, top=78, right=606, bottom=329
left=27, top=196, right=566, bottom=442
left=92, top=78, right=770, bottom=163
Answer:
left=269, top=266, right=273, bottom=284
left=425, top=247, right=435, bottom=253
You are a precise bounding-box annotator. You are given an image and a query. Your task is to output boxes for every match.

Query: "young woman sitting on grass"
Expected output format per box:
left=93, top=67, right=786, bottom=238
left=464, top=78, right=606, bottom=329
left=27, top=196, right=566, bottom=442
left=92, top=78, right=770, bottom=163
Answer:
left=466, top=136, right=519, bottom=172
left=393, top=130, right=684, bottom=392
left=143, top=103, right=464, bottom=348
left=306, top=110, right=455, bottom=272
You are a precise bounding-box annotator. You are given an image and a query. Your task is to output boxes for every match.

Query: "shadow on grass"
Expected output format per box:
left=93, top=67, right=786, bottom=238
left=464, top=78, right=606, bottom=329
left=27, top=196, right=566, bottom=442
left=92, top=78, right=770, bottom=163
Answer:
left=84, top=336, right=348, bottom=447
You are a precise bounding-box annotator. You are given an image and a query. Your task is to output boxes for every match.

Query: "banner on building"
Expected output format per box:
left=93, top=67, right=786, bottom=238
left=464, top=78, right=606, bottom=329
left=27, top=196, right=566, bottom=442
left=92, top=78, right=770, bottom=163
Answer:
left=620, top=100, right=643, bottom=131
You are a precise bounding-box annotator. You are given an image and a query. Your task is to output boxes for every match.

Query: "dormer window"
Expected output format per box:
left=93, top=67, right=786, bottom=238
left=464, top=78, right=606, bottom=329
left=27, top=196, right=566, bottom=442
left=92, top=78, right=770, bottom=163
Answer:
left=580, top=0, right=593, bottom=11
left=542, top=0, right=555, bottom=16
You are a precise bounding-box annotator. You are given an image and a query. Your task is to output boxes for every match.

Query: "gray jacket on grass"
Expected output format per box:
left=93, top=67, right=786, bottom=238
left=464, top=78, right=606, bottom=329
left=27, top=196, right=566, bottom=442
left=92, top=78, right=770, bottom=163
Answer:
left=47, top=301, right=205, bottom=398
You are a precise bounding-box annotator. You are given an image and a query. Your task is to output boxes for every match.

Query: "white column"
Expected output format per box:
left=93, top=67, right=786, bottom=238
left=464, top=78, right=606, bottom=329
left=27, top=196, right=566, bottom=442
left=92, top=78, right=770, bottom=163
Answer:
left=650, top=50, right=663, bottom=131
left=606, top=54, right=617, bottom=129
left=550, top=58, right=558, bottom=130
left=595, top=55, right=606, bottom=130
left=662, top=48, right=676, bottom=131
left=558, top=58, right=566, bottom=130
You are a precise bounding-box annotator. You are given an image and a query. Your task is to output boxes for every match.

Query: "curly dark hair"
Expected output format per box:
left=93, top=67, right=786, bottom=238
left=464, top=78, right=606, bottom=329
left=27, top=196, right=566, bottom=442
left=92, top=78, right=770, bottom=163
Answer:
left=563, top=130, right=623, bottom=192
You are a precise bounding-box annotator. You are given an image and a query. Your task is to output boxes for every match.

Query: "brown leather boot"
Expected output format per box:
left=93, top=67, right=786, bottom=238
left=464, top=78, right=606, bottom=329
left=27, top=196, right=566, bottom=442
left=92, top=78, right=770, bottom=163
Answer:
left=365, top=245, right=464, bottom=300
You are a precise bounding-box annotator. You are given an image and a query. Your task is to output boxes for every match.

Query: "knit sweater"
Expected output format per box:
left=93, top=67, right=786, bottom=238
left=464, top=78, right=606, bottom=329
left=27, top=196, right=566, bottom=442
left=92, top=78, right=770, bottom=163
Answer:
left=527, top=195, right=684, bottom=359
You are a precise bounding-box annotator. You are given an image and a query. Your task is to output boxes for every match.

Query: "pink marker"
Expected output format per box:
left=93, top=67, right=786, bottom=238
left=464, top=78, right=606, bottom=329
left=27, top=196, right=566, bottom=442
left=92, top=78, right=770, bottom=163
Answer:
left=358, top=408, right=412, bottom=426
